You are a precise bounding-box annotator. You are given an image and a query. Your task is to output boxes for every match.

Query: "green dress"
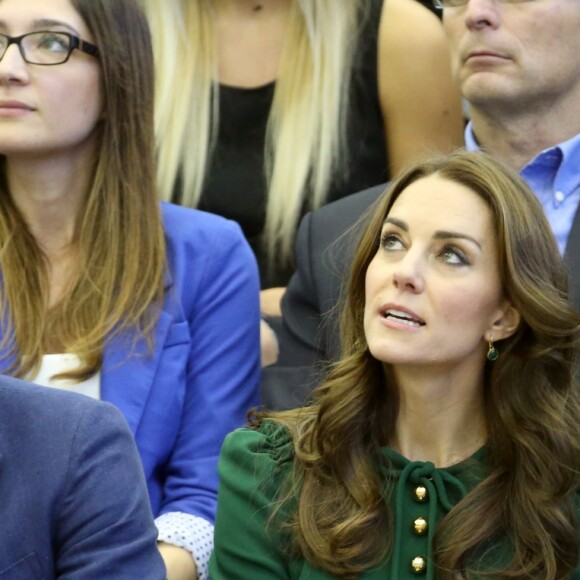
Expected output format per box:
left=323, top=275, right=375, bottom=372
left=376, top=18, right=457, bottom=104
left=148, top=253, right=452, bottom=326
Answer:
left=209, top=421, right=580, bottom=579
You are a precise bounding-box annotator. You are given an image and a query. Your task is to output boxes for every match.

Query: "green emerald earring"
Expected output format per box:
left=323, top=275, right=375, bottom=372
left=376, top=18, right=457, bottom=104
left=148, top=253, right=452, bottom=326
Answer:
left=487, top=339, right=499, bottom=361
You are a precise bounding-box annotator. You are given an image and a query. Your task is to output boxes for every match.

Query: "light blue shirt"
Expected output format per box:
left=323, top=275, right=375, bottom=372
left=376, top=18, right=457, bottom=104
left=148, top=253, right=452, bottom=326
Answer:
left=465, top=122, right=580, bottom=255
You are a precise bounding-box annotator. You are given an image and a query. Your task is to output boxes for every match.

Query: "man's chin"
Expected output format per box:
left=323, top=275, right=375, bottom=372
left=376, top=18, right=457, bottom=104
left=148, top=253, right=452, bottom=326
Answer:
left=460, top=75, right=521, bottom=110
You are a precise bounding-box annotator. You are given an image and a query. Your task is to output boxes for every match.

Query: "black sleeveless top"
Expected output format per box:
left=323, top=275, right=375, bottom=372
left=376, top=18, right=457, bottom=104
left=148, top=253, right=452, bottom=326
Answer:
left=194, top=0, right=388, bottom=288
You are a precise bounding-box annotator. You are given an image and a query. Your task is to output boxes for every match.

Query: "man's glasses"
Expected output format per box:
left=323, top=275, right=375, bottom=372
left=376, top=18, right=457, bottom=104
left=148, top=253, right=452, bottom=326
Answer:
left=433, top=0, right=535, bottom=8
left=0, top=31, right=99, bottom=66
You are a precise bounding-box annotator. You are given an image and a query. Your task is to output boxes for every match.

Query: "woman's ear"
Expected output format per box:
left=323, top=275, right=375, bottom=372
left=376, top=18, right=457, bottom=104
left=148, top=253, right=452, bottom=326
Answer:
left=485, top=301, right=521, bottom=342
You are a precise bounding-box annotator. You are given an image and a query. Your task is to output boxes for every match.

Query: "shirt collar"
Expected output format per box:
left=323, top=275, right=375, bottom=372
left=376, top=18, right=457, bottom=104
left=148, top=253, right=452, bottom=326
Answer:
left=465, top=121, right=580, bottom=172
left=464, top=121, right=479, bottom=152
left=554, top=131, right=580, bottom=178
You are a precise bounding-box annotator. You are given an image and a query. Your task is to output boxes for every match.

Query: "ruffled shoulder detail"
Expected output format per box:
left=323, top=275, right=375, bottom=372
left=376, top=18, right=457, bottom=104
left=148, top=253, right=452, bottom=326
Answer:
left=219, top=420, right=297, bottom=514
left=251, top=419, right=295, bottom=467
left=219, top=420, right=298, bottom=497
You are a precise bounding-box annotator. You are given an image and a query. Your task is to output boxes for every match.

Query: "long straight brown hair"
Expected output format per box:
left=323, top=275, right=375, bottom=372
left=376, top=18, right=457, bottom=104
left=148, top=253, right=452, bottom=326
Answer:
left=258, top=150, right=580, bottom=578
left=0, top=0, right=165, bottom=380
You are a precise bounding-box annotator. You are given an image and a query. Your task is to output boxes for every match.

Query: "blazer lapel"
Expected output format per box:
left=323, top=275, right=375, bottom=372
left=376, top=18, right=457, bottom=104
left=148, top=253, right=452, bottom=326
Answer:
left=565, top=205, right=580, bottom=312
left=101, top=309, right=173, bottom=435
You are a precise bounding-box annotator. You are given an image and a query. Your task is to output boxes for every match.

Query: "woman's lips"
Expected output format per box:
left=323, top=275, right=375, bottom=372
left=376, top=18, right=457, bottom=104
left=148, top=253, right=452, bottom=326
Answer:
left=0, top=100, right=35, bottom=117
left=380, top=304, right=426, bottom=327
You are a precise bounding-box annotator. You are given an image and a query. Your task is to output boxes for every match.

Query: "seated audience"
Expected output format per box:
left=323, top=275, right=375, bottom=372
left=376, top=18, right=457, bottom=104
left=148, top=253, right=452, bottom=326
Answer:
left=0, top=0, right=260, bottom=578
left=0, top=375, right=165, bottom=578
left=140, top=0, right=464, bottom=309
left=210, top=151, right=580, bottom=579
left=261, top=0, right=580, bottom=407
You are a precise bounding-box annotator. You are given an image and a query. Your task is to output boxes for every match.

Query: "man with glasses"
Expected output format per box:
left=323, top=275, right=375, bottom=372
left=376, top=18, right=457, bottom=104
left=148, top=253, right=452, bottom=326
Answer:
left=261, top=0, right=580, bottom=410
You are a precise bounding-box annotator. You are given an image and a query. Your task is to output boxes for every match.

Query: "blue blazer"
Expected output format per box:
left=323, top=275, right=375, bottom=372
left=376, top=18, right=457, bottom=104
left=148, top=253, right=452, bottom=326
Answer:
left=0, top=203, right=262, bottom=525
left=102, top=203, right=261, bottom=522
left=0, top=375, right=165, bottom=579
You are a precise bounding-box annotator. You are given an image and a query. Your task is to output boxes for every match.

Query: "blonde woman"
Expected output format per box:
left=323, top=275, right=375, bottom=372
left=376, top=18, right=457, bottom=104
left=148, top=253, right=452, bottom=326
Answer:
left=141, top=0, right=464, bottom=314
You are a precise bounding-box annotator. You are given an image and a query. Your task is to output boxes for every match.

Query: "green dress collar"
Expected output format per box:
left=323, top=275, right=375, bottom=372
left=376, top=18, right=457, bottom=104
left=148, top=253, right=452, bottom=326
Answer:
left=380, top=446, right=487, bottom=579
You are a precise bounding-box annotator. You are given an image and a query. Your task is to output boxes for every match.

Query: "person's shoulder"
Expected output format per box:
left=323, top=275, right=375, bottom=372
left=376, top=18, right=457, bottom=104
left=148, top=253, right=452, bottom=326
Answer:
left=0, top=374, right=111, bottom=421
left=380, top=0, right=448, bottom=60
left=312, top=184, right=386, bottom=225
left=160, top=200, right=223, bottom=225
left=221, top=419, right=296, bottom=471
left=382, top=0, right=442, bottom=26
left=161, top=202, right=245, bottom=251
left=161, top=201, right=243, bottom=240
left=223, top=420, right=295, bottom=461
left=297, top=184, right=385, bottom=259
left=0, top=375, right=127, bottom=447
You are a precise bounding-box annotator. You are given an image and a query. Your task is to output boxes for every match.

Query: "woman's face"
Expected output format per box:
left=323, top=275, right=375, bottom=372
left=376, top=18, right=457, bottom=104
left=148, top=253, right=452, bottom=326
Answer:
left=0, top=0, right=102, bottom=160
left=364, top=173, right=517, bottom=375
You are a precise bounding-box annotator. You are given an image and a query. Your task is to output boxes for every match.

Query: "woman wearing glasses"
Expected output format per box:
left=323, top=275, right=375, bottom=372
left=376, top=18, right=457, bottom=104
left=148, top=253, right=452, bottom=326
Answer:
left=0, top=0, right=261, bottom=579
left=210, top=151, right=580, bottom=579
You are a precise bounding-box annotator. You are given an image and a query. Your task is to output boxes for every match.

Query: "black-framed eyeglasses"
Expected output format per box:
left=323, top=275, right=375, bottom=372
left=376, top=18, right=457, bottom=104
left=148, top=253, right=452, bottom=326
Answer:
left=0, top=31, right=99, bottom=66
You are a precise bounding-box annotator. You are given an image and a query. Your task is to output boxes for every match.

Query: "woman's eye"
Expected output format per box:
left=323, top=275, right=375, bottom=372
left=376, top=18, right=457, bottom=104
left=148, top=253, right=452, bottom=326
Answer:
left=380, top=233, right=404, bottom=251
left=37, top=33, right=69, bottom=53
left=439, top=245, right=469, bottom=266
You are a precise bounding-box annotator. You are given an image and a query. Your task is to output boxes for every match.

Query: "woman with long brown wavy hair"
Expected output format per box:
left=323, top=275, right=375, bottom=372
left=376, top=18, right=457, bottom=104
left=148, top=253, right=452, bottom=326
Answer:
left=210, top=150, right=580, bottom=579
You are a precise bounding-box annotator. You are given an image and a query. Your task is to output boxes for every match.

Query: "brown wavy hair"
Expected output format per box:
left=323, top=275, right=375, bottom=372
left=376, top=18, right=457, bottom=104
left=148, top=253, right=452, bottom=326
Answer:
left=256, top=150, right=580, bottom=578
left=0, top=0, right=165, bottom=380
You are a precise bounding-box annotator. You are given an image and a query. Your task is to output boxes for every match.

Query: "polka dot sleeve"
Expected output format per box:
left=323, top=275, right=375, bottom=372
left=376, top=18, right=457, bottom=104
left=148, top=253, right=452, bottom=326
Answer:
left=155, top=511, right=213, bottom=580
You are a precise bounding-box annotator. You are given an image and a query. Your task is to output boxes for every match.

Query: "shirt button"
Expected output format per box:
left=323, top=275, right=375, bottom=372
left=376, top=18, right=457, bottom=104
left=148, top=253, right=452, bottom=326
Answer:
left=413, top=516, right=428, bottom=535
left=555, top=190, right=565, bottom=203
left=410, top=556, right=426, bottom=574
left=414, top=485, right=428, bottom=502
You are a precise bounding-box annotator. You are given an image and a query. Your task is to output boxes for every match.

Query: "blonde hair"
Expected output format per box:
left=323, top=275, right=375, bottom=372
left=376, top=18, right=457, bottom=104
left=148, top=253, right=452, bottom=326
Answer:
left=0, top=0, right=165, bottom=381
left=142, top=0, right=359, bottom=265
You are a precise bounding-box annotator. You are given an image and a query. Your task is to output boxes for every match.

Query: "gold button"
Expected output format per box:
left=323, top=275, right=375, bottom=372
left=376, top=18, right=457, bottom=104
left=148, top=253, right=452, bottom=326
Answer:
left=413, top=516, right=428, bottom=535
left=414, top=485, right=428, bottom=502
left=411, top=556, right=426, bottom=574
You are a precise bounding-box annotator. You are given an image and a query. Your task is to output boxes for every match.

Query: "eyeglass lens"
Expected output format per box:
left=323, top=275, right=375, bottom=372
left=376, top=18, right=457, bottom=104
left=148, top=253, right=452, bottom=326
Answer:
left=0, top=32, right=72, bottom=65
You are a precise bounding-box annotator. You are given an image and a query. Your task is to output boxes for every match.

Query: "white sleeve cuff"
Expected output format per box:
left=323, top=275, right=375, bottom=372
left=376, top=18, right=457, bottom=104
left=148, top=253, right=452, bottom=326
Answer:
left=156, top=511, right=213, bottom=580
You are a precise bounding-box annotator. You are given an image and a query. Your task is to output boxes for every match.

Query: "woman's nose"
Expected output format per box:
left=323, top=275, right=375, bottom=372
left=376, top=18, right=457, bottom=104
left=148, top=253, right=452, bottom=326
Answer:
left=392, top=254, right=425, bottom=294
left=0, top=43, right=30, bottom=85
